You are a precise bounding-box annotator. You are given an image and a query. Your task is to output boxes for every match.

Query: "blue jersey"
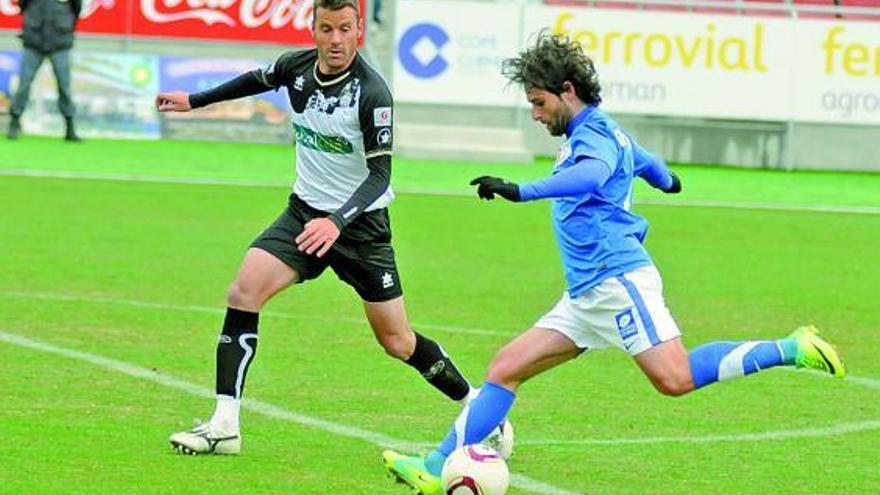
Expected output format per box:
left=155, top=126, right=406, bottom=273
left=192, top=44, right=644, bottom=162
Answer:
left=525, top=106, right=673, bottom=297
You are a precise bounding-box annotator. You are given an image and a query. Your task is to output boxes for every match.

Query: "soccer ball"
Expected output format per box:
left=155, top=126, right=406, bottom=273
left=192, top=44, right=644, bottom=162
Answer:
left=441, top=444, right=510, bottom=495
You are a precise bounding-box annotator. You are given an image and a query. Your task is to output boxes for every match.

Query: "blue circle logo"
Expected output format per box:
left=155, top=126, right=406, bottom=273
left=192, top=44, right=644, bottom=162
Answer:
left=398, top=23, right=449, bottom=79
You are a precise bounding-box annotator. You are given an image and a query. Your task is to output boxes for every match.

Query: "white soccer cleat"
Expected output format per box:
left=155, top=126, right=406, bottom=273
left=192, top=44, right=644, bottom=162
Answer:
left=169, top=422, right=241, bottom=455
left=483, top=419, right=515, bottom=461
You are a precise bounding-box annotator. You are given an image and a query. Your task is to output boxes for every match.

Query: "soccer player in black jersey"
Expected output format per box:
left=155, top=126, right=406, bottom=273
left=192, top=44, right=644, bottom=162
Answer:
left=157, top=0, right=511, bottom=456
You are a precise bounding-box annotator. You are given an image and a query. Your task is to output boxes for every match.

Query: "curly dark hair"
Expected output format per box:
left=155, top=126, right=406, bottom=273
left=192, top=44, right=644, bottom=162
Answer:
left=502, top=30, right=601, bottom=106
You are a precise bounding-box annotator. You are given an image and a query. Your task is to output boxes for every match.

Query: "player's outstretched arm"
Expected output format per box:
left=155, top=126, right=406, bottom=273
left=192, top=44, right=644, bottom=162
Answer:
left=157, top=72, right=272, bottom=113
left=471, top=156, right=614, bottom=203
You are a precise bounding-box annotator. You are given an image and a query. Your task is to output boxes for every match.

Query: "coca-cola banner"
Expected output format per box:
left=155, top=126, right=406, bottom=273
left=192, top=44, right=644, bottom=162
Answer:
left=0, top=0, right=366, bottom=45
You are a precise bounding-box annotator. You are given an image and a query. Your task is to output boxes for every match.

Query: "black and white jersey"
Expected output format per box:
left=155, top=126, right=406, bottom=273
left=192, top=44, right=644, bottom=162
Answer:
left=257, top=49, right=394, bottom=215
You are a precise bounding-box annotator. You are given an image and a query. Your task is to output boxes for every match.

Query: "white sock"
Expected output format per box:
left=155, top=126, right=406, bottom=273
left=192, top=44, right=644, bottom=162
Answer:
left=210, top=394, right=241, bottom=433
left=458, top=387, right=480, bottom=406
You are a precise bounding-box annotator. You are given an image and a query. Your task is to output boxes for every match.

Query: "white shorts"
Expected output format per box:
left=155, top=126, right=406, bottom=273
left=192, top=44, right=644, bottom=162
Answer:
left=534, top=265, right=681, bottom=356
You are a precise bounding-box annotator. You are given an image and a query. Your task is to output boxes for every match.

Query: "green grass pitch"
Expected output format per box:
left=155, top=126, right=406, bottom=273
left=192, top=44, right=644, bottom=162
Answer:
left=1, top=137, right=879, bottom=494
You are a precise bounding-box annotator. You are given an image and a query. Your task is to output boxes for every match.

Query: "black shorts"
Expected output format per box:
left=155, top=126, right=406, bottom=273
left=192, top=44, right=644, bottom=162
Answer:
left=250, top=194, right=403, bottom=302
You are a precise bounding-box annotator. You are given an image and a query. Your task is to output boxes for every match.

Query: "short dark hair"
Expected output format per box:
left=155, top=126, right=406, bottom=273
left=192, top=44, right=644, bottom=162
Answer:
left=314, top=0, right=360, bottom=17
left=502, top=30, right=602, bottom=106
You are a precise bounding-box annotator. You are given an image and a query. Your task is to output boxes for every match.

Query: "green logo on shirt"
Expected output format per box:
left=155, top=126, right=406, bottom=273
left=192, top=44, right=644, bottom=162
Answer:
left=293, top=124, right=353, bottom=154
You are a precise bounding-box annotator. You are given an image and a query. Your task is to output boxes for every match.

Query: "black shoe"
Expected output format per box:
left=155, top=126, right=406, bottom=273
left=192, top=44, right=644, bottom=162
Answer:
left=64, top=117, right=82, bottom=142
left=6, top=116, right=21, bottom=140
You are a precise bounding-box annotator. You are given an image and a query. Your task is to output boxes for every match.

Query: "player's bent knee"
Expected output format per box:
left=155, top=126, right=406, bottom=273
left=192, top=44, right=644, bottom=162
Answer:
left=226, top=280, right=263, bottom=312
left=378, top=333, right=411, bottom=360
left=486, top=353, right=525, bottom=389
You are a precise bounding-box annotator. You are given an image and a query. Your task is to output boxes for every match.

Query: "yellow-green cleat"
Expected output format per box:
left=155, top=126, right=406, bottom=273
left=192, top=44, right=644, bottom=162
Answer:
left=790, top=325, right=846, bottom=378
left=382, top=450, right=443, bottom=495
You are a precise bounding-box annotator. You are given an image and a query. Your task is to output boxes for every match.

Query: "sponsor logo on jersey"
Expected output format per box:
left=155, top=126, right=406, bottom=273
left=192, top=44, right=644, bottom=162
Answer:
left=374, top=107, right=392, bottom=127
left=377, top=128, right=392, bottom=146
left=293, top=123, right=354, bottom=154
left=294, top=75, right=305, bottom=91
left=305, top=79, right=360, bottom=115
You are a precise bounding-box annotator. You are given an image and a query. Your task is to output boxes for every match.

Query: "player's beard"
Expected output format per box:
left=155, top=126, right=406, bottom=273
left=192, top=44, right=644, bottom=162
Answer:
left=548, top=107, right=571, bottom=137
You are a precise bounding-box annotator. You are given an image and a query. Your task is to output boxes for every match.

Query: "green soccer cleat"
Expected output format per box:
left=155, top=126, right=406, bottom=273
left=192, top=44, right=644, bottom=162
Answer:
left=382, top=450, right=443, bottom=495
left=790, top=325, right=846, bottom=378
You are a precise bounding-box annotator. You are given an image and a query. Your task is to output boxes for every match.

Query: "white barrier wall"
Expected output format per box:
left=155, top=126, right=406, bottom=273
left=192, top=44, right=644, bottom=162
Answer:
left=394, top=0, right=880, bottom=126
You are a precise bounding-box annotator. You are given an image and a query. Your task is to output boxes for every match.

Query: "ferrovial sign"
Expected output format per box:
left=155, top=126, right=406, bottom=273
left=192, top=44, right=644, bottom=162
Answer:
left=524, top=6, right=794, bottom=121
left=393, top=0, right=520, bottom=106
left=394, top=0, right=879, bottom=126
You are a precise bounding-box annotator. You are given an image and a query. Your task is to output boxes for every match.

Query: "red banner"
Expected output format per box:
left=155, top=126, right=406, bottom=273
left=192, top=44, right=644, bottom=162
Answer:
left=80, top=0, right=130, bottom=35
left=133, top=0, right=317, bottom=44
left=0, top=0, right=127, bottom=32
left=0, top=0, right=366, bottom=45
left=0, top=0, right=23, bottom=29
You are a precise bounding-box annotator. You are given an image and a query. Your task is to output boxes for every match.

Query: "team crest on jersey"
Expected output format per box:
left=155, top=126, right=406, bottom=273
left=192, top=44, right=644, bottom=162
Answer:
left=374, top=107, right=392, bottom=127
left=306, top=79, right=360, bottom=115
left=377, top=128, right=392, bottom=146
left=556, top=141, right=572, bottom=165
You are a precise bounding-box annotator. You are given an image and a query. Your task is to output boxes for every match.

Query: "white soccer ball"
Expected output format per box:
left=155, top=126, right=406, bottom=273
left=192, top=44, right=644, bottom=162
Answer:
left=441, top=444, right=510, bottom=495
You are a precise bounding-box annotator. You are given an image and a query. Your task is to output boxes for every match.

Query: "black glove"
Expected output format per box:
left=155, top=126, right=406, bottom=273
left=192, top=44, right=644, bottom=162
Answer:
left=469, top=176, right=521, bottom=202
left=664, top=172, right=682, bottom=194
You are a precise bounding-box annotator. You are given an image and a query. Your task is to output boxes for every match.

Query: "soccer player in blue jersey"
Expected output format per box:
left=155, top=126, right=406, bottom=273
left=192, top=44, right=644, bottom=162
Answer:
left=382, top=31, right=846, bottom=495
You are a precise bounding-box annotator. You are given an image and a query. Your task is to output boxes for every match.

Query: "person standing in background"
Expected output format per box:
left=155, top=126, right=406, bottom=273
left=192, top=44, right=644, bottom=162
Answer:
left=372, top=0, right=383, bottom=25
left=6, top=0, right=82, bottom=142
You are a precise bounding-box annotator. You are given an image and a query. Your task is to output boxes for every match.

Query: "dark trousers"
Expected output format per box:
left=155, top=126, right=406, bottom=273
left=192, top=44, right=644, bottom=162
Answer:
left=10, top=47, right=75, bottom=119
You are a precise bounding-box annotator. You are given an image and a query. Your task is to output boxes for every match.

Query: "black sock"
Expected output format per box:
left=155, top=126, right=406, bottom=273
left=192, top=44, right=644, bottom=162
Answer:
left=216, top=308, right=259, bottom=398
left=405, top=332, right=471, bottom=401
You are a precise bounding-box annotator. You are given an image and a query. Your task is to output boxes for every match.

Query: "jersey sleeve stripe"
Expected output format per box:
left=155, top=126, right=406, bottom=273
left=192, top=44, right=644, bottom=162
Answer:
left=365, top=150, right=393, bottom=159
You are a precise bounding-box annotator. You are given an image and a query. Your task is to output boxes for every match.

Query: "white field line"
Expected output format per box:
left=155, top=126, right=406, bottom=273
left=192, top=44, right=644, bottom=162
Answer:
left=3, top=168, right=880, bottom=216
left=0, top=330, right=580, bottom=495
left=517, top=419, right=880, bottom=446
left=637, top=197, right=880, bottom=216
left=3, top=289, right=879, bottom=450
left=512, top=371, right=880, bottom=447
left=0, top=290, right=509, bottom=337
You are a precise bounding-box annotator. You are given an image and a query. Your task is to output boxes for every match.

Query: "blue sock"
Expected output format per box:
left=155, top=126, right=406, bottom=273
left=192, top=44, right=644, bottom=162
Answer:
left=688, top=339, right=797, bottom=389
left=425, top=382, right=515, bottom=477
